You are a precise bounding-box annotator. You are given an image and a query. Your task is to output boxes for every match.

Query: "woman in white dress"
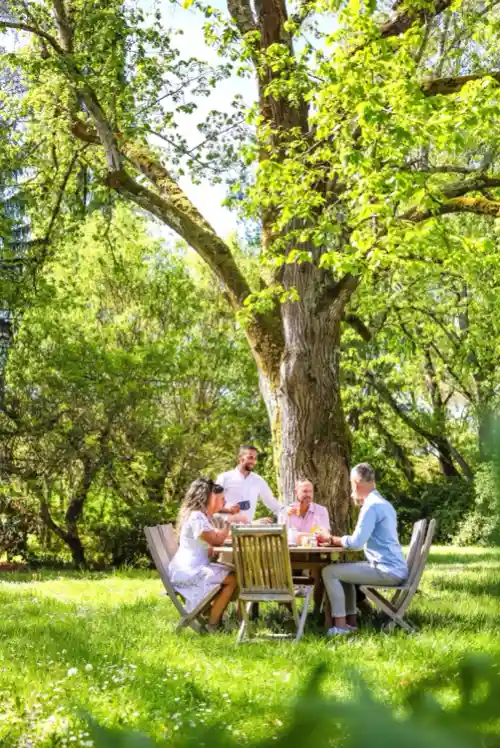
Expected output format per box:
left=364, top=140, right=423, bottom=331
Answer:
left=169, top=478, right=237, bottom=631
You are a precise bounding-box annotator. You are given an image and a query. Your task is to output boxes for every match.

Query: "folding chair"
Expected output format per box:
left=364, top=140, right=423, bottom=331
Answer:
left=232, top=525, right=312, bottom=644
left=144, top=524, right=223, bottom=633
left=359, top=518, right=436, bottom=633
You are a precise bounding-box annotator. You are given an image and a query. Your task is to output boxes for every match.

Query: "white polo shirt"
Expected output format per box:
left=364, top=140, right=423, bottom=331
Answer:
left=215, top=468, right=283, bottom=522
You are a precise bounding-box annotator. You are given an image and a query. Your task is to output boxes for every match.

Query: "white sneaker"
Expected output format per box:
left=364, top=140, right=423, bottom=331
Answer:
left=346, top=624, right=358, bottom=631
left=326, top=626, right=352, bottom=637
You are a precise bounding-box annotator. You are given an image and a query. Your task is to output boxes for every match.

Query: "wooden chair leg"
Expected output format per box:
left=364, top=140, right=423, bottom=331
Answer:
left=363, top=589, right=415, bottom=633
left=176, top=586, right=222, bottom=633
left=295, top=588, right=313, bottom=643
left=237, top=601, right=252, bottom=644
left=176, top=617, right=203, bottom=633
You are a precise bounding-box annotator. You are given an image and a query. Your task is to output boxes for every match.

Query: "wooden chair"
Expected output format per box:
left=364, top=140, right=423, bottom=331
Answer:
left=144, top=524, right=223, bottom=633
left=359, top=518, right=436, bottom=633
left=232, top=525, right=312, bottom=644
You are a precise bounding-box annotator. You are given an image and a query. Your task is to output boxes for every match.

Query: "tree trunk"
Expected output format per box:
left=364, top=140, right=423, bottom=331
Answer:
left=434, top=439, right=461, bottom=478
left=256, top=264, right=352, bottom=532
left=374, top=413, right=415, bottom=483
left=38, top=457, right=97, bottom=568
left=477, top=403, right=496, bottom=462
left=65, top=532, right=87, bottom=567
left=423, top=349, right=461, bottom=478
left=40, top=493, right=88, bottom=568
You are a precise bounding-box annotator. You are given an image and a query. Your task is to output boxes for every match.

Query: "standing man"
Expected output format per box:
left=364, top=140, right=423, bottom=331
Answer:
left=216, top=445, right=283, bottom=524
left=319, top=463, right=408, bottom=637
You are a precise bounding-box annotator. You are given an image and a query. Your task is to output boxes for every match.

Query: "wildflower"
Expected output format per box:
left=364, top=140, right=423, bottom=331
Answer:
left=84, top=664, right=93, bottom=672
left=67, top=668, right=78, bottom=677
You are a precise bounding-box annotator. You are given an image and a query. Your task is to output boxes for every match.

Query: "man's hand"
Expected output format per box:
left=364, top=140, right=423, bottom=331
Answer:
left=287, top=505, right=299, bottom=517
left=227, top=505, right=241, bottom=515
left=316, top=531, right=332, bottom=546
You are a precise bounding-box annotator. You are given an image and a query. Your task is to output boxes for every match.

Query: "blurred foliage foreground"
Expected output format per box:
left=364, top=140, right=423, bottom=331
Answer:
left=91, top=657, right=500, bottom=748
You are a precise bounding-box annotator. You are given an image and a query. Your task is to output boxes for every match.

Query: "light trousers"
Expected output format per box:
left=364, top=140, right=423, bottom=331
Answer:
left=322, top=562, right=404, bottom=618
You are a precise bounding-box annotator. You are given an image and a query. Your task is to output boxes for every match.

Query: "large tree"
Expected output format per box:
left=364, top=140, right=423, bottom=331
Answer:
left=1, top=0, right=499, bottom=527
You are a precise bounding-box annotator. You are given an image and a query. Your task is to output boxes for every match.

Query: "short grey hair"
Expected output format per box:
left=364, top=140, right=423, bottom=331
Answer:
left=295, top=477, right=313, bottom=487
left=351, top=463, right=376, bottom=483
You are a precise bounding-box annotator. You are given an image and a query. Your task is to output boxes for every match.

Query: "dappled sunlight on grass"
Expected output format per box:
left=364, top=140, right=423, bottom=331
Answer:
left=0, top=547, right=499, bottom=746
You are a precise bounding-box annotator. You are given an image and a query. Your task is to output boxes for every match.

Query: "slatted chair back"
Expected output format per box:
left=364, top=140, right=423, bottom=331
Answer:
left=232, top=525, right=312, bottom=643
left=405, top=519, right=427, bottom=578
left=144, top=525, right=186, bottom=618
left=360, top=518, right=436, bottom=633
left=158, top=523, right=179, bottom=562
left=145, top=524, right=224, bottom=634
left=390, top=519, right=427, bottom=607
left=397, top=518, right=436, bottom=612
left=232, top=525, right=294, bottom=601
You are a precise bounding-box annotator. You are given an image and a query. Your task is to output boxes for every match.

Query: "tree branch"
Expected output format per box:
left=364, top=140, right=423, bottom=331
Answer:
left=77, top=87, right=122, bottom=172
left=51, top=0, right=73, bottom=52
left=366, top=370, right=473, bottom=480
left=105, top=159, right=253, bottom=308
left=40, top=498, right=69, bottom=542
left=439, top=175, right=500, bottom=200
left=402, top=195, right=500, bottom=222
left=379, top=0, right=452, bottom=40
left=227, top=0, right=256, bottom=35
left=0, top=20, right=64, bottom=52
left=422, top=71, right=500, bottom=96
left=404, top=163, right=484, bottom=175
left=428, top=341, right=475, bottom=403
left=344, top=313, right=372, bottom=342
left=44, top=148, right=84, bottom=244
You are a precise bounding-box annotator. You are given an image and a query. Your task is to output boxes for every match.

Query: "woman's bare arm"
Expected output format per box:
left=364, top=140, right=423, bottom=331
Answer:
left=200, top=526, right=229, bottom=547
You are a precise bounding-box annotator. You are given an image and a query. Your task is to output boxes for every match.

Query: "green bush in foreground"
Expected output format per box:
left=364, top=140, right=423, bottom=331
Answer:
left=89, top=656, right=500, bottom=748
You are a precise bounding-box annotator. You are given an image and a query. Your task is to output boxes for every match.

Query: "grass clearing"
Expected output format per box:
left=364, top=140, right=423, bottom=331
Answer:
left=0, top=546, right=499, bottom=747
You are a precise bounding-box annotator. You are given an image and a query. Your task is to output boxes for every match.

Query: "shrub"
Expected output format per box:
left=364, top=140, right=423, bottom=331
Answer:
left=0, top=492, right=40, bottom=562
left=385, top=478, right=473, bottom=544
left=87, top=502, right=174, bottom=567
left=454, top=462, right=500, bottom=546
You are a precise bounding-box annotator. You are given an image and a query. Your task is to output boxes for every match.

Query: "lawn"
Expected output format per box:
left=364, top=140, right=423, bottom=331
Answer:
left=0, top=547, right=499, bottom=748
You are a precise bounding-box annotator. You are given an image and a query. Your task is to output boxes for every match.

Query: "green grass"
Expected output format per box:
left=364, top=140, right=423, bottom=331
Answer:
left=0, top=547, right=499, bottom=747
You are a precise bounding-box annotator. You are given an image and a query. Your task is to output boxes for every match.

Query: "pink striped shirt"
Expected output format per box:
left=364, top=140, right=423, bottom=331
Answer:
left=288, top=502, right=331, bottom=533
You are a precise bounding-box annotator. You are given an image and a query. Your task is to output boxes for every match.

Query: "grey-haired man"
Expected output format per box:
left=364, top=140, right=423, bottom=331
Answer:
left=318, top=463, right=407, bottom=637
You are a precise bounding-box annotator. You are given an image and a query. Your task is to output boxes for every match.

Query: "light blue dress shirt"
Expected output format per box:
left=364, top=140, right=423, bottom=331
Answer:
left=341, top=490, right=408, bottom=579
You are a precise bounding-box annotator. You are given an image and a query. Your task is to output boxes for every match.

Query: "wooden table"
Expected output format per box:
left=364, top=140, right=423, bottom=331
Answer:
left=214, top=544, right=363, bottom=571
left=214, top=544, right=364, bottom=627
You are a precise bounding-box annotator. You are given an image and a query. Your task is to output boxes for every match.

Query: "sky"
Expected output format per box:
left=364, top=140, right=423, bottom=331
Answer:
left=149, top=0, right=257, bottom=240
left=1, top=0, right=329, bottom=243
left=1, top=0, right=254, bottom=240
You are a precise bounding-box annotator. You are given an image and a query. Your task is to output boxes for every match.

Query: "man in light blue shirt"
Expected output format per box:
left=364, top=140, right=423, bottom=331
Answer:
left=319, top=463, right=408, bottom=637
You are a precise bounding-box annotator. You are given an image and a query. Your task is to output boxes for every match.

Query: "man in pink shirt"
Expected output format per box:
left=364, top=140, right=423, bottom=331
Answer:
left=287, top=479, right=331, bottom=534
left=287, top=479, right=331, bottom=616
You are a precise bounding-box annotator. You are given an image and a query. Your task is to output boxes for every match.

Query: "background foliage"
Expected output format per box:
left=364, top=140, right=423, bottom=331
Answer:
left=1, top=0, right=500, bottom=563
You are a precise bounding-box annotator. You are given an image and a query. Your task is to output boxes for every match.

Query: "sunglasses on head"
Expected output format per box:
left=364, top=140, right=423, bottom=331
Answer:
left=201, top=478, right=224, bottom=494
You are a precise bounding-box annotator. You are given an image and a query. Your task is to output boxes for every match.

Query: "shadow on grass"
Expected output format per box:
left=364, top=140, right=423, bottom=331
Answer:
left=0, top=594, right=311, bottom=744
left=0, top=568, right=158, bottom=584
left=429, top=575, right=500, bottom=599
left=428, top=549, right=500, bottom=566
